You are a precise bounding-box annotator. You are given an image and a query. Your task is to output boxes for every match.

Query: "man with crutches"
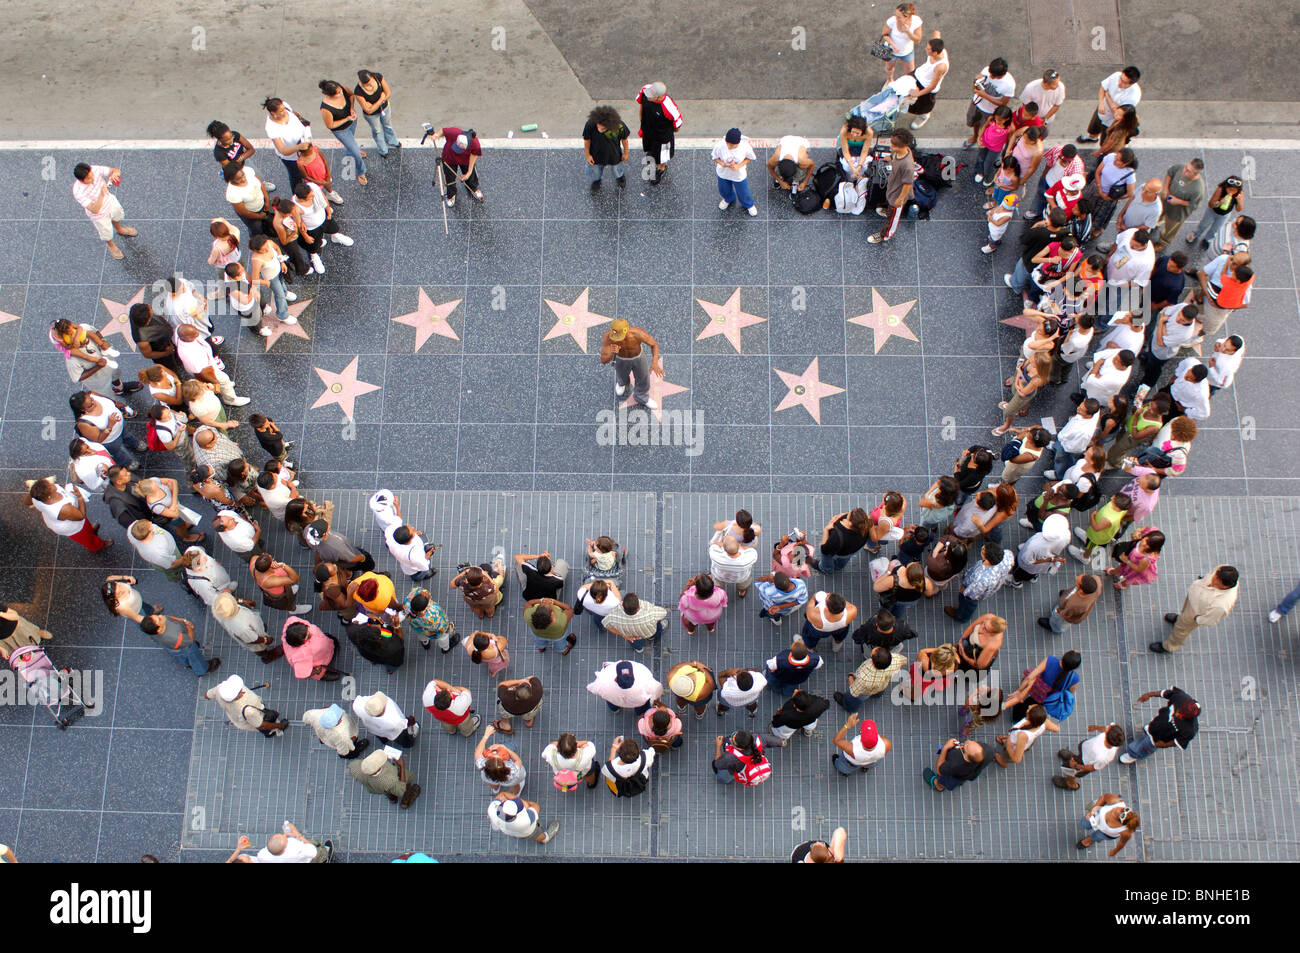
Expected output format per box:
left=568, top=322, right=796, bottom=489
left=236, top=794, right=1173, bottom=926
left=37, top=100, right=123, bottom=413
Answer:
left=427, top=125, right=483, bottom=208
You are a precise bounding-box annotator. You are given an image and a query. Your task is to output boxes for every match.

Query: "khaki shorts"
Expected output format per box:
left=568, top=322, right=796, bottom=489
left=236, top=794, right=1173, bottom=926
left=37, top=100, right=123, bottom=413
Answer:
left=496, top=698, right=543, bottom=723
left=91, top=195, right=124, bottom=241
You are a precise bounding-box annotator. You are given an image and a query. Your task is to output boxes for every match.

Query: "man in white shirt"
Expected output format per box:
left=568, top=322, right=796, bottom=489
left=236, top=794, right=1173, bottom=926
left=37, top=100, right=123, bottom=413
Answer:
left=72, top=162, right=136, bottom=258
left=226, top=824, right=332, bottom=863
left=708, top=533, right=759, bottom=598
left=715, top=667, right=768, bottom=716
left=1106, top=228, right=1156, bottom=291
left=1078, top=66, right=1141, bottom=144
left=1019, top=69, right=1066, bottom=125
left=175, top=324, right=248, bottom=405
left=1166, top=358, right=1211, bottom=420
left=1139, top=303, right=1202, bottom=389
left=488, top=794, right=559, bottom=843
left=1096, top=309, right=1145, bottom=356
left=214, top=509, right=261, bottom=555
left=128, top=519, right=185, bottom=581
left=353, top=691, right=420, bottom=747
left=962, top=57, right=1015, bottom=148
left=1207, top=335, right=1245, bottom=393
left=1055, top=723, right=1125, bottom=790
left=386, top=523, right=437, bottom=581
left=713, top=127, right=759, bottom=216
left=586, top=659, right=662, bottom=714
left=1082, top=348, right=1135, bottom=403
left=210, top=591, right=281, bottom=661
left=1042, top=398, right=1101, bottom=478
left=832, top=716, right=892, bottom=775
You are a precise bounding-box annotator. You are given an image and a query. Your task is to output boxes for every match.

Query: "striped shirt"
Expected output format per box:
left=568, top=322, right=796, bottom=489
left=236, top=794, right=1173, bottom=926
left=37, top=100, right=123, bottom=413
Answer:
left=603, top=603, right=669, bottom=642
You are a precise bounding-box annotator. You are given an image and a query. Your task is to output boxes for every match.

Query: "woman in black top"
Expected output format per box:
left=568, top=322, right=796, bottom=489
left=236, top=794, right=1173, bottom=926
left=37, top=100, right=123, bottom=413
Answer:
left=207, top=120, right=275, bottom=190
left=924, top=539, right=968, bottom=591
left=873, top=561, right=933, bottom=619
left=953, top=446, right=994, bottom=502
left=354, top=70, right=401, bottom=157
left=318, top=80, right=368, bottom=185
left=811, top=508, right=870, bottom=574
left=791, top=827, right=846, bottom=863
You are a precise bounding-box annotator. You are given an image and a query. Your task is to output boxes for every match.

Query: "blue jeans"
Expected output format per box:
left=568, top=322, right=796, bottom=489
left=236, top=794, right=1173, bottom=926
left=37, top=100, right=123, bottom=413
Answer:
left=278, top=155, right=303, bottom=190
left=976, top=147, right=1001, bottom=182
left=104, top=430, right=146, bottom=469
left=767, top=678, right=801, bottom=698
left=361, top=106, right=400, bottom=154
left=168, top=640, right=211, bottom=675
left=1008, top=257, right=1032, bottom=295
left=833, top=751, right=871, bottom=775
left=953, top=592, right=980, bottom=623
left=1125, top=732, right=1157, bottom=761
left=1276, top=579, right=1300, bottom=616
left=330, top=124, right=367, bottom=177
left=715, top=768, right=736, bottom=784
left=1047, top=439, right=1077, bottom=476
left=607, top=700, right=652, bottom=715
left=1186, top=206, right=1226, bottom=245
left=717, top=176, right=755, bottom=210
left=267, top=272, right=290, bottom=321
left=801, top=620, right=846, bottom=650
left=587, top=161, right=627, bottom=182
left=1047, top=606, right=1067, bottom=633
left=836, top=691, right=865, bottom=713
left=816, top=550, right=857, bottom=574
left=890, top=599, right=915, bottom=621
left=1027, top=172, right=1051, bottom=218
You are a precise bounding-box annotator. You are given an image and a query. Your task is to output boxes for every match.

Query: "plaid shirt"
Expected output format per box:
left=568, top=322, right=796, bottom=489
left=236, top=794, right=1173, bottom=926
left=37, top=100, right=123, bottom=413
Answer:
left=960, top=550, right=1015, bottom=600
left=848, top=652, right=907, bottom=698
left=603, top=603, right=669, bottom=642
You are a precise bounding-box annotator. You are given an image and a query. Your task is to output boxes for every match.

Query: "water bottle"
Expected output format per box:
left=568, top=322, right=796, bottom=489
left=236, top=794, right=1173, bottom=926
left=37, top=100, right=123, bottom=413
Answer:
left=282, top=820, right=292, bottom=834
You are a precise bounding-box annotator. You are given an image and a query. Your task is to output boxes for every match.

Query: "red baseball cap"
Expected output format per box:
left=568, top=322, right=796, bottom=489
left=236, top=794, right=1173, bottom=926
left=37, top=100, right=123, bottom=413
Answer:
left=859, top=720, right=879, bottom=747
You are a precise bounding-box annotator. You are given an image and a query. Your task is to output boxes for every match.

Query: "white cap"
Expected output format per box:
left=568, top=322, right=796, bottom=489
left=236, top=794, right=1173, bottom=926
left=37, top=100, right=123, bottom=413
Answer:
left=217, top=674, right=245, bottom=702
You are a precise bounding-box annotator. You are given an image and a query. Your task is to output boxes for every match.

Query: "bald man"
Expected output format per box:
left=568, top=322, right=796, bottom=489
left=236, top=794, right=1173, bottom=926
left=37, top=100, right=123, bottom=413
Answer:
left=1119, top=178, right=1165, bottom=233
left=599, top=319, right=663, bottom=409
left=709, top=531, right=759, bottom=599
left=226, top=823, right=333, bottom=863
left=174, top=322, right=249, bottom=406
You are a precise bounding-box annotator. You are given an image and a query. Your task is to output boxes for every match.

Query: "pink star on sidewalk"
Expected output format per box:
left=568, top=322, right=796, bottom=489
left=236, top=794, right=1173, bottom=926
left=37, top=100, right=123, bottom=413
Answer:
left=0, top=308, right=19, bottom=329
left=999, top=313, right=1041, bottom=332
left=847, top=288, right=918, bottom=354
left=774, top=357, right=845, bottom=425
left=695, top=288, right=766, bottom=354
left=262, top=297, right=314, bottom=351
left=392, top=288, right=461, bottom=352
left=543, top=288, right=611, bottom=353
left=311, top=356, right=382, bottom=420
left=621, top=374, right=690, bottom=423
left=99, top=286, right=148, bottom=350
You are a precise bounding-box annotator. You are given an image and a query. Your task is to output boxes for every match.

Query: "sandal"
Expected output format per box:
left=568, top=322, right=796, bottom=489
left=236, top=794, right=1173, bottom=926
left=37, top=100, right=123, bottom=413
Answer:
left=492, top=720, right=514, bottom=734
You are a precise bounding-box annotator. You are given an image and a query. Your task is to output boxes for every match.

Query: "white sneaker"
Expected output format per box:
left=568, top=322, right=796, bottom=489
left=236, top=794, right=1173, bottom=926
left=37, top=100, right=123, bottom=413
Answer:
left=331, top=233, right=354, bottom=246
left=1042, top=470, right=1056, bottom=479
left=832, top=638, right=844, bottom=653
left=801, top=725, right=815, bottom=737
left=614, top=383, right=628, bottom=398
left=319, top=237, right=328, bottom=248
left=285, top=291, right=298, bottom=302
left=229, top=395, right=252, bottom=407
left=105, top=360, right=119, bottom=370
left=293, top=603, right=314, bottom=614
left=259, top=327, right=273, bottom=337
left=1018, top=517, right=1033, bottom=529
left=910, top=114, right=931, bottom=130
left=974, top=173, right=984, bottom=185
left=747, top=206, right=758, bottom=217
left=1269, top=610, right=1283, bottom=623
left=265, top=181, right=277, bottom=192
left=1073, top=527, right=1087, bottom=541
left=446, top=195, right=456, bottom=208
left=327, top=190, right=344, bottom=203
left=105, top=347, right=120, bottom=358
left=642, top=397, right=659, bottom=410
left=1068, top=545, right=1087, bottom=562
left=980, top=244, right=996, bottom=254
left=310, top=254, right=325, bottom=274
left=281, top=315, right=298, bottom=325
left=1003, top=274, right=1016, bottom=290
left=262, top=304, right=274, bottom=316
left=719, top=199, right=732, bottom=210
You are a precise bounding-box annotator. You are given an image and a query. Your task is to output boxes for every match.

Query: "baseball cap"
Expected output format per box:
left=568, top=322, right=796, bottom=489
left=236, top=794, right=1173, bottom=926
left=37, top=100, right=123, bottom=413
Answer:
left=217, top=674, right=245, bottom=703
left=453, top=134, right=469, bottom=153
left=1176, top=700, right=1201, bottom=719
left=608, top=319, right=630, bottom=341
left=1061, top=173, right=1086, bottom=193
left=1001, top=193, right=1019, bottom=209
left=614, top=661, right=635, bottom=689
left=860, top=719, right=879, bottom=747
left=725, top=127, right=742, bottom=145
left=499, top=797, right=524, bottom=819
left=318, top=704, right=343, bottom=729
left=305, top=519, right=328, bottom=543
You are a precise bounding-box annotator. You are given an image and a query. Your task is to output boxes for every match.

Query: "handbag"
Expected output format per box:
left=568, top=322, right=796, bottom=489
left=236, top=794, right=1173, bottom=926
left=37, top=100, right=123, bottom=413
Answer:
left=1106, top=169, right=1135, bottom=200
left=870, top=39, right=895, bottom=60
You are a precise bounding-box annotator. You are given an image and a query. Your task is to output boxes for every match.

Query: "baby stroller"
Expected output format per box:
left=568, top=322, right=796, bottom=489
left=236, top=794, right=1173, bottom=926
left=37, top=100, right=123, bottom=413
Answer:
left=848, top=77, right=914, bottom=135
left=9, top=645, right=87, bottom=729
left=584, top=545, right=628, bottom=584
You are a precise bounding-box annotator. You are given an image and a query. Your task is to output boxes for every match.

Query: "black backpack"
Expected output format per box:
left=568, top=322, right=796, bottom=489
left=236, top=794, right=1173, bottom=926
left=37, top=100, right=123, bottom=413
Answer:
left=606, top=753, right=649, bottom=797
left=792, top=187, right=823, bottom=214
left=917, top=151, right=960, bottom=189
left=812, top=162, right=845, bottom=200
left=1072, top=474, right=1102, bottom=512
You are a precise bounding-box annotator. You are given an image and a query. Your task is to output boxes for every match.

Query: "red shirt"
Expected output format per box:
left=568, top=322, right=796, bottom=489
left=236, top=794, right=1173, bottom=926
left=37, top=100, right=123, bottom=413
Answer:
left=440, top=127, right=482, bottom=165
left=1012, top=107, right=1045, bottom=131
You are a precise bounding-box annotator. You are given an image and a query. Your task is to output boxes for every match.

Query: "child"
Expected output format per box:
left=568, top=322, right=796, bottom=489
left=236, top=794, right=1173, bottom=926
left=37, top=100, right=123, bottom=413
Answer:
left=585, top=536, right=619, bottom=576
left=1070, top=492, right=1131, bottom=565
left=1186, top=175, right=1244, bottom=250
left=1011, top=99, right=1043, bottom=131
left=896, top=524, right=931, bottom=564
left=986, top=154, right=1020, bottom=209
left=223, top=262, right=265, bottom=335
left=295, top=140, right=335, bottom=195
left=1052, top=312, right=1095, bottom=384
left=959, top=684, right=1003, bottom=739
left=982, top=192, right=1018, bottom=254
left=1054, top=723, right=1125, bottom=789
left=249, top=413, right=293, bottom=463
left=207, top=218, right=242, bottom=283
left=973, top=104, right=1013, bottom=186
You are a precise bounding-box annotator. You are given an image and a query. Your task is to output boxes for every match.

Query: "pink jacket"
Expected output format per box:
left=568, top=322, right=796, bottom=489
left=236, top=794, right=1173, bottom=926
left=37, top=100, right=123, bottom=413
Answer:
left=281, top=616, right=335, bottom=679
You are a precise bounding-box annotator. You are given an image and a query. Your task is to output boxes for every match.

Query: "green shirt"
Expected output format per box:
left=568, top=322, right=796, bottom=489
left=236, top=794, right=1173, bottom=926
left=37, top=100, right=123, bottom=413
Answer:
left=524, top=604, right=569, bottom=641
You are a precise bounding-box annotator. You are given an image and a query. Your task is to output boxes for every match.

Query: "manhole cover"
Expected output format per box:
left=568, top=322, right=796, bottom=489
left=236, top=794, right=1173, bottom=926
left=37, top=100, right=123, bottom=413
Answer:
left=1028, top=0, right=1126, bottom=67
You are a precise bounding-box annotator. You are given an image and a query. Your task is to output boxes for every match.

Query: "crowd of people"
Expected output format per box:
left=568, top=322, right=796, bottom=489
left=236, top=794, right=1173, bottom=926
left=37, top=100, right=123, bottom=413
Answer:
left=6, top=14, right=1292, bottom=864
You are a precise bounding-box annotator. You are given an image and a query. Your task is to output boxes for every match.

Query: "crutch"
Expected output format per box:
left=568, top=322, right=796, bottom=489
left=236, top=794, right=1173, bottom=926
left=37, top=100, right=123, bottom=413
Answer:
left=421, top=123, right=449, bottom=235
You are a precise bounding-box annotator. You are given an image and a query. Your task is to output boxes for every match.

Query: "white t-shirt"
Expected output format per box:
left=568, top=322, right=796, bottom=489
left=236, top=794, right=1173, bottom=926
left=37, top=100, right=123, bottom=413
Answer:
left=1169, top=359, right=1211, bottom=420
left=255, top=838, right=318, bottom=863
left=843, top=737, right=889, bottom=767
left=604, top=748, right=656, bottom=779
left=33, top=484, right=85, bottom=535
left=952, top=498, right=996, bottom=539
left=72, top=441, right=114, bottom=492
left=131, top=527, right=181, bottom=569
left=577, top=586, right=618, bottom=618
left=1151, top=306, right=1201, bottom=361
left=1019, top=78, right=1066, bottom=119
left=225, top=168, right=266, bottom=212
left=295, top=184, right=328, bottom=230
left=1207, top=345, right=1244, bottom=389
left=1083, top=349, right=1132, bottom=401
left=1097, top=72, right=1141, bottom=126
left=1098, top=312, right=1145, bottom=354
left=258, top=478, right=293, bottom=521
left=1106, top=231, right=1156, bottom=287
left=718, top=672, right=768, bottom=708
left=488, top=800, right=538, bottom=838
left=1080, top=727, right=1121, bottom=769
left=542, top=741, right=597, bottom=777
left=885, top=14, right=922, bottom=56
left=216, top=510, right=258, bottom=554
left=385, top=524, right=429, bottom=576
left=163, top=283, right=209, bottom=331
left=421, top=680, right=472, bottom=716
left=1059, top=326, right=1094, bottom=363
left=777, top=136, right=809, bottom=162
left=972, top=67, right=1016, bottom=114
left=712, top=138, right=758, bottom=183
left=176, top=335, right=223, bottom=377
left=709, top=543, right=758, bottom=584
left=266, top=106, right=311, bottom=159
left=1057, top=413, right=1099, bottom=454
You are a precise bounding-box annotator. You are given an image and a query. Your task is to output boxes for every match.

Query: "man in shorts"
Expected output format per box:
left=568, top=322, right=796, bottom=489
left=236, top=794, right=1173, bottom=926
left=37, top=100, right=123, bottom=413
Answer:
left=73, top=163, right=137, bottom=259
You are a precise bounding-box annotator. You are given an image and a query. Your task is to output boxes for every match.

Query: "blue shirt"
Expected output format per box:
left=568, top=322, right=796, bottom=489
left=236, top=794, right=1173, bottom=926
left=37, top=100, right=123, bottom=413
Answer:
left=960, top=550, right=1015, bottom=600
left=755, top=578, right=808, bottom=616
left=1149, top=255, right=1186, bottom=305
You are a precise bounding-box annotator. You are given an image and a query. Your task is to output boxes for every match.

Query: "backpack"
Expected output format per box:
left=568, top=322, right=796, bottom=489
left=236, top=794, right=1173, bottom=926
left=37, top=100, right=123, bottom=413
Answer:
left=834, top=178, right=869, bottom=215
left=792, top=187, right=823, bottom=215
left=145, top=419, right=167, bottom=452
left=812, top=162, right=844, bottom=201
left=1072, top=475, right=1102, bottom=512
left=726, top=739, right=773, bottom=787
left=910, top=178, right=938, bottom=214
left=605, top=753, right=649, bottom=797
left=917, top=151, right=960, bottom=189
